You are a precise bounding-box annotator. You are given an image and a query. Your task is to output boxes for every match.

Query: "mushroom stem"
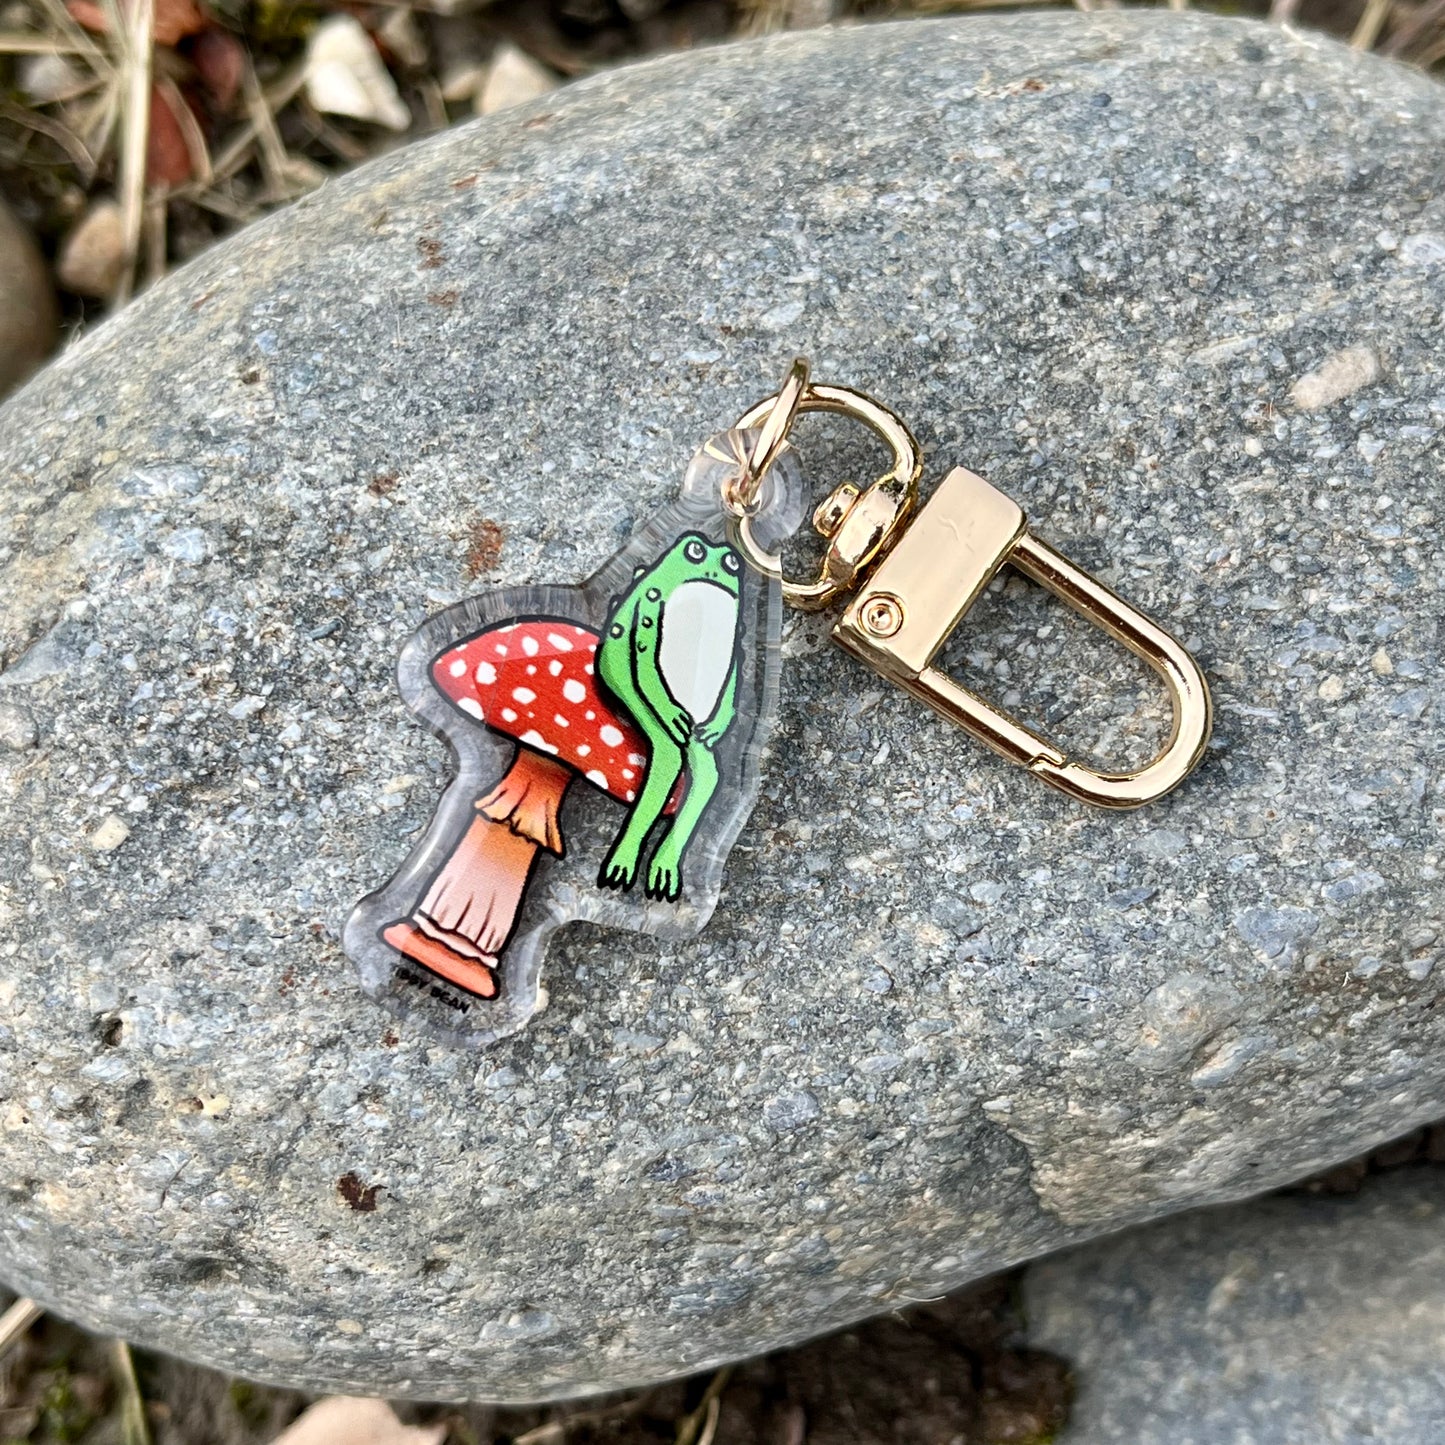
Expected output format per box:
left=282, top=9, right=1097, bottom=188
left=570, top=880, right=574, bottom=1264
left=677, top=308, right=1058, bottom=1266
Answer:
left=477, top=747, right=573, bottom=856
left=383, top=747, right=576, bottom=996
left=414, top=814, right=539, bottom=959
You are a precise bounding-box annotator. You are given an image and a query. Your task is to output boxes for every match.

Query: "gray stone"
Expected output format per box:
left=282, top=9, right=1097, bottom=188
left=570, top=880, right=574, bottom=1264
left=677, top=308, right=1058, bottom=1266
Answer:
left=1026, top=1169, right=1445, bottom=1444
left=0, top=9, right=1443, bottom=1403
left=0, top=201, right=57, bottom=401
left=0, top=703, right=37, bottom=753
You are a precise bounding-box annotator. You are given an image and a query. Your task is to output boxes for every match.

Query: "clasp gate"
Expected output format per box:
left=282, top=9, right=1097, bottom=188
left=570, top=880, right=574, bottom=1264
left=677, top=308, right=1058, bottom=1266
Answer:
left=729, top=360, right=1212, bottom=809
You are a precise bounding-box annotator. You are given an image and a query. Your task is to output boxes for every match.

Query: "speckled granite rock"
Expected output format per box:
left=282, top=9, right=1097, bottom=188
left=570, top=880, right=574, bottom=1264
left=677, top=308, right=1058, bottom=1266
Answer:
left=1026, top=1169, right=1445, bottom=1444
left=1, top=10, right=1444, bottom=1403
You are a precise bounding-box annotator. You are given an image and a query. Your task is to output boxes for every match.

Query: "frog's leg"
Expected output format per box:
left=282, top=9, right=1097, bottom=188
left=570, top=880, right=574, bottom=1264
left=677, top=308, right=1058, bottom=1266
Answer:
left=598, top=608, right=691, bottom=890
left=644, top=655, right=737, bottom=900
left=596, top=615, right=650, bottom=742
left=644, top=739, right=719, bottom=901
left=599, top=734, right=683, bottom=890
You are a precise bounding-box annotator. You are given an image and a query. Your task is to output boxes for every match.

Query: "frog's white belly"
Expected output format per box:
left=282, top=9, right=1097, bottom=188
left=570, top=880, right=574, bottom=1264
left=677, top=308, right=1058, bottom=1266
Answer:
left=657, top=579, right=738, bottom=723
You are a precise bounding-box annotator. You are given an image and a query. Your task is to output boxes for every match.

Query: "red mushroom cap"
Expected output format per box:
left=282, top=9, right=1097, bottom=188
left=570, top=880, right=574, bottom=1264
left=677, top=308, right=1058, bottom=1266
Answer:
left=432, top=619, right=651, bottom=805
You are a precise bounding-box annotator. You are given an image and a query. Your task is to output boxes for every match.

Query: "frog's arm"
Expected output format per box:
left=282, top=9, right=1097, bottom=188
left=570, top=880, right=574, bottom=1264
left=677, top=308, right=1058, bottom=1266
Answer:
left=634, top=604, right=692, bottom=746
left=597, top=605, right=650, bottom=729
left=694, top=658, right=738, bottom=751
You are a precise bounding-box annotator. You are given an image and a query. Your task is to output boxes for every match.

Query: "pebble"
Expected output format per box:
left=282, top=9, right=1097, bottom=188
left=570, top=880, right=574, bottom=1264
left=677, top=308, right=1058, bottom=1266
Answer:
left=0, top=200, right=57, bottom=399
left=475, top=43, right=558, bottom=114
left=304, top=15, right=411, bottom=132
left=56, top=200, right=127, bottom=300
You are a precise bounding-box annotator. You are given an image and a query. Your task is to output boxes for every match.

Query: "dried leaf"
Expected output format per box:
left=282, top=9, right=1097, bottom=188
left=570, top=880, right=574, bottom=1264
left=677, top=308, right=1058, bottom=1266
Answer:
left=303, top=14, right=409, bottom=132
left=271, top=1397, right=446, bottom=1445
left=67, top=0, right=209, bottom=47
left=145, top=79, right=193, bottom=186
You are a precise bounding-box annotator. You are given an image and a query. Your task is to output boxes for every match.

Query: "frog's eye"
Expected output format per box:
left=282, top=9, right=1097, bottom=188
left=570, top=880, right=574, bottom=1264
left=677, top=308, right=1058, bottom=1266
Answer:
left=684, top=539, right=706, bottom=564
left=721, top=550, right=740, bottom=574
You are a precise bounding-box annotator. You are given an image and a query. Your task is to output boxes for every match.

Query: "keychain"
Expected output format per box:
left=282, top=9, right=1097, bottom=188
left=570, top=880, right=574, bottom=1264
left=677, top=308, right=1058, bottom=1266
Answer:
left=346, top=360, right=1212, bottom=1046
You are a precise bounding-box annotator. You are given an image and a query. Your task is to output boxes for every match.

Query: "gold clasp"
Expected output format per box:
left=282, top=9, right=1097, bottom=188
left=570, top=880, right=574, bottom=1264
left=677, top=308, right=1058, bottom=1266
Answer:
left=729, top=362, right=1212, bottom=809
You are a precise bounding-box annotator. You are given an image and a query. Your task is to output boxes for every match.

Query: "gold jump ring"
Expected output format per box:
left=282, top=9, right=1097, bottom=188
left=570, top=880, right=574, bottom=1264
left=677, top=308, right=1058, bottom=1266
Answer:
left=723, top=357, right=810, bottom=517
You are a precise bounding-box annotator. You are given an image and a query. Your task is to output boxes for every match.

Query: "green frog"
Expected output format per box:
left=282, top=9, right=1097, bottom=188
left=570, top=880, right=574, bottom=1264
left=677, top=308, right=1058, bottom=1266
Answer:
left=597, top=532, right=744, bottom=901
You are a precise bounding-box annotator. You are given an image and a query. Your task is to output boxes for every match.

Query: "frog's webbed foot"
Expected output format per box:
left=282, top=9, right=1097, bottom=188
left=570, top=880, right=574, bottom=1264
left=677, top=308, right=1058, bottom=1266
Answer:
left=645, top=851, right=683, bottom=903
left=694, top=717, right=726, bottom=750
left=598, top=841, right=641, bottom=892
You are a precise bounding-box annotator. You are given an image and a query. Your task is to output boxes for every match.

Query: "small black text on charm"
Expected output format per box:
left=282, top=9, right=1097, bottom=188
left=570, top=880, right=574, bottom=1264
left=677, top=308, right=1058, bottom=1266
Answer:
left=394, top=964, right=471, bottom=1014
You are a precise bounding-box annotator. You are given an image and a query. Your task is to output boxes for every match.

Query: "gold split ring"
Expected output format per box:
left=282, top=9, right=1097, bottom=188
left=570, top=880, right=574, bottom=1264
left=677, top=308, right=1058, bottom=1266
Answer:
left=723, top=357, right=811, bottom=517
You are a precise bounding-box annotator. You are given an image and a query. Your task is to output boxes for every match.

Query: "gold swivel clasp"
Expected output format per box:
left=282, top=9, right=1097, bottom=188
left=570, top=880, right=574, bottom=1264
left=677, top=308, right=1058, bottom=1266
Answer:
left=726, top=361, right=922, bottom=611
left=726, top=359, right=1213, bottom=810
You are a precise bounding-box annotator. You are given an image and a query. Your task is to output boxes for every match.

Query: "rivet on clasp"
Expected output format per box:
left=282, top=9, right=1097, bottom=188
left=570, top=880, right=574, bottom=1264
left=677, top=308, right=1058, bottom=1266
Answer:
left=729, top=360, right=1213, bottom=809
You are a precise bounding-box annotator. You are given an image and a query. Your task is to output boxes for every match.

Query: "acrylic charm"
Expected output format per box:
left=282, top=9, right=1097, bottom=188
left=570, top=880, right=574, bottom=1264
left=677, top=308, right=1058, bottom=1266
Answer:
left=345, top=432, right=803, bottom=1047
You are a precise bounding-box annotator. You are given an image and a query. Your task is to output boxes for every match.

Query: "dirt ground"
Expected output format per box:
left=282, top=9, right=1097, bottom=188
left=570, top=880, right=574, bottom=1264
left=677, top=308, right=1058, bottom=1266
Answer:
left=3, top=1276, right=1070, bottom=1445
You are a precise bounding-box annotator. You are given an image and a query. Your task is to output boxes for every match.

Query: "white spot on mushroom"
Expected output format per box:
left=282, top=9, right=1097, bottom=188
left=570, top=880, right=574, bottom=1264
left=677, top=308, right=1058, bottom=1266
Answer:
left=577, top=744, right=590, bottom=756
left=575, top=627, right=587, bottom=636
left=563, top=679, right=587, bottom=704
left=628, top=753, right=645, bottom=766
left=475, top=660, right=496, bottom=686
left=584, top=663, right=594, bottom=675
left=549, top=659, right=563, bottom=676
left=501, top=708, right=517, bottom=723
left=626, top=789, right=635, bottom=802
left=622, top=768, right=634, bottom=780
left=512, top=687, right=537, bottom=704
left=547, top=633, right=574, bottom=652
left=520, top=729, right=558, bottom=755
left=449, top=659, right=467, bottom=678
left=459, top=698, right=484, bottom=720
left=586, top=769, right=609, bottom=789
left=495, top=644, right=508, bottom=656
left=522, top=634, right=540, bottom=657
left=526, top=664, right=536, bottom=676
left=600, top=724, right=625, bottom=749
left=553, top=714, right=570, bottom=728
left=585, top=710, right=595, bottom=721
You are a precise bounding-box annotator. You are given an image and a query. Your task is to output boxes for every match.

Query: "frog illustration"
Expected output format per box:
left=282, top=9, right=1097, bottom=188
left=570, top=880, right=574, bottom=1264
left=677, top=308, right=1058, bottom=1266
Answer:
left=596, top=532, right=743, bottom=901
